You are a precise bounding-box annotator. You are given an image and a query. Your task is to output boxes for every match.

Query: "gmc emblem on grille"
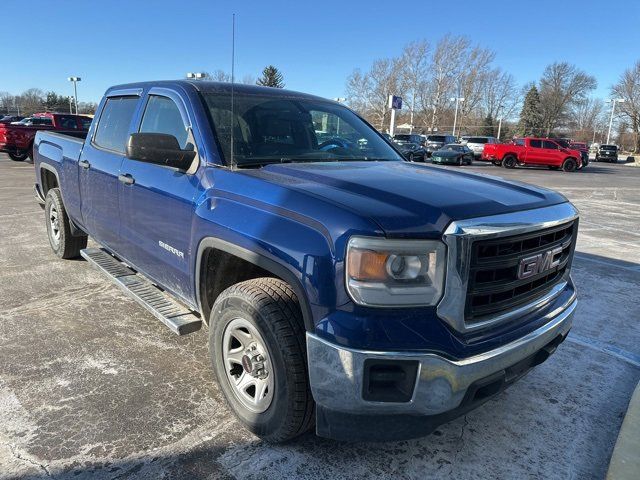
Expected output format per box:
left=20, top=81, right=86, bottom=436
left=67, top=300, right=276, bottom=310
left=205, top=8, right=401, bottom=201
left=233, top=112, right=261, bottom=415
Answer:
left=517, top=246, right=563, bottom=280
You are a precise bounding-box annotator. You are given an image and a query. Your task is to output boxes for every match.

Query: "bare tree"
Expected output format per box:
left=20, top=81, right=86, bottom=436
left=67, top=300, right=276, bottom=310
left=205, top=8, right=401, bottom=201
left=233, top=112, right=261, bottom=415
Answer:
left=456, top=45, right=495, bottom=133
left=612, top=61, right=640, bottom=152
left=346, top=58, right=403, bottom=130
left=203, top=70, right=232, bottom=82
left=398, top=40, right=430, bottom=132
left=481, top=69, right=519, bottom=122
left=539, top=62, right=597, bottom=136
left=424, top=35, right=469, bottom=132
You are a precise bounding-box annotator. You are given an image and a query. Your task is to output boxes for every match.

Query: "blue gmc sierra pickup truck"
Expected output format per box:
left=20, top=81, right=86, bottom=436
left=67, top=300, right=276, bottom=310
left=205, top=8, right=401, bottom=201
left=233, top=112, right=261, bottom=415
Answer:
left=33, top=81, right=578, bottom=442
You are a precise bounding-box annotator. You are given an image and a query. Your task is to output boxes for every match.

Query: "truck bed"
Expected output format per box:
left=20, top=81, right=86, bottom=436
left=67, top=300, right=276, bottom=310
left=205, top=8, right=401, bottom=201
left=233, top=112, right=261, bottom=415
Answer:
left=36, top=130, right=87, bottom=164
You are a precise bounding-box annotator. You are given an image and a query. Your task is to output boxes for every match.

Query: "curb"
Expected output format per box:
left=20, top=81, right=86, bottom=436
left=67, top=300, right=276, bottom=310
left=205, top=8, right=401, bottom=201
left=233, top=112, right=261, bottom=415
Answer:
left=607, top=381, right=640, bottom=479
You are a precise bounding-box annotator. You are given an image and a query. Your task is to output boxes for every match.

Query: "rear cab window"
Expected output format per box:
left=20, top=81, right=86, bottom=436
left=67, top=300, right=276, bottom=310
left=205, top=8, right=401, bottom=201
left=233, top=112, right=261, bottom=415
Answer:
left=57, top=115, right=80, bottom=130
left=93, top=96, right=139, bottom=153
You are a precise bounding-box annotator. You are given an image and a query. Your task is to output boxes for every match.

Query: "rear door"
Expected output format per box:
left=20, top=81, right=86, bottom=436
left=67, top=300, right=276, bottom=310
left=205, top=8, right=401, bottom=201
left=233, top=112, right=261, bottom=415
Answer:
left=79, top=91, right=141, bottom=250
left=117, top=88, right=200, bottom=302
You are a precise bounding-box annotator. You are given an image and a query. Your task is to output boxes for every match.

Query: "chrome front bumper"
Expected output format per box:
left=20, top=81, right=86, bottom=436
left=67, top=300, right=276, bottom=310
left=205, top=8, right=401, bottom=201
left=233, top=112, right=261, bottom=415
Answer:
left=307, top=292, right=575, bottom=416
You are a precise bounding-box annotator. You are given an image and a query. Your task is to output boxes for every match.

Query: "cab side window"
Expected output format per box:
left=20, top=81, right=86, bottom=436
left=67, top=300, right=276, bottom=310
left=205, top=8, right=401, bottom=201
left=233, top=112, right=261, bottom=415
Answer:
left=530, top=139, right=543, bottom=148
left=543, top=140, right=558, bottom=150
left=139, top=95, right=189, bottom=148
left=93, top=96, right=139, bottom=153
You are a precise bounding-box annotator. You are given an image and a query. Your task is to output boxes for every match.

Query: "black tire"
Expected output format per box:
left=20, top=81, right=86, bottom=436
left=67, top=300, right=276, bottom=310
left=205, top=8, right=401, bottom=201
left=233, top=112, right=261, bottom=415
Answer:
left=44, top=188, right=87, bottom=259
left=27, top=143, right=34, bottom=161
left=562, top=158, right=577, bottom=172
left=457, top=157, right=463, bottom=166
left=8, top=151, right=27, bottom=161
left=408, top=153, right=414, bottom=162
left=209, top=278, right=314, bottom=443
left=502, top=155, right=517, bottom=168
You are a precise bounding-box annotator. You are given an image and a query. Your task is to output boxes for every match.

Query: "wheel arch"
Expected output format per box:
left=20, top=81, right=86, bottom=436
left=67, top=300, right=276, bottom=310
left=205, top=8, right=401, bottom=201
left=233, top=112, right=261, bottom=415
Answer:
left=39, top=163, right=60, bottom=197
left=195, top=237, right=314, bottom=331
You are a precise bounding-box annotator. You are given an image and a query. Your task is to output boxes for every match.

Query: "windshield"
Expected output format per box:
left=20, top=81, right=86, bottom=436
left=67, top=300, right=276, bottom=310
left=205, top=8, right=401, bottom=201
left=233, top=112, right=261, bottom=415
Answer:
left=201, top=92, right=403, bottom=166
left=467, top=137, right=489, bottom=144
left=441, top=144, right=463, bottom=152
left=601, top=145, right=617, bottom=151
left=427, top=135, right=446, bottom=142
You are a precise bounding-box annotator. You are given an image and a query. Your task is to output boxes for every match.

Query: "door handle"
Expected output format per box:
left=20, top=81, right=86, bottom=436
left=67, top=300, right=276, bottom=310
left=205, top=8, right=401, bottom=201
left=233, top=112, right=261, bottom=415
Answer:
left=118, top=173, right=135, bottom=185
left=79, top=159, right=90, bottom=169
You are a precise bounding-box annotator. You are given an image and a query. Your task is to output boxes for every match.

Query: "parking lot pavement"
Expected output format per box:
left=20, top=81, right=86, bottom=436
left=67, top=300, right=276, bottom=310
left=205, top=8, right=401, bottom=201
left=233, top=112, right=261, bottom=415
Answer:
left=0, top=154, right=638, bottom=480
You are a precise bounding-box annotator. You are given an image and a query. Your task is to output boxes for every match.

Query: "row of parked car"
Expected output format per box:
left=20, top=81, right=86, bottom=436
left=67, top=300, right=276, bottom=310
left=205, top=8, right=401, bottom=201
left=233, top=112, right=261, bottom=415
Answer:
left=0, top=113, right=92, bottom=160
left=386, top=132, right=620, bottom=172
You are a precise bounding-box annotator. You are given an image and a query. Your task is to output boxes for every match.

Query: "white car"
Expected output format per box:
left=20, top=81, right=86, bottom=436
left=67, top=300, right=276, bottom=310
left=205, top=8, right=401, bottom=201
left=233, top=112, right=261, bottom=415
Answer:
left=464, top=136, right=498, bottom=158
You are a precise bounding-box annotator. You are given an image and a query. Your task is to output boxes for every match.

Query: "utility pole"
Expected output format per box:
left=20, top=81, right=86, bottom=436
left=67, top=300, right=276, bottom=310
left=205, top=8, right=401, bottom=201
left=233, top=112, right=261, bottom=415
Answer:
left=68, top=96, right=73, bottom=114
left=68, top=77, right=81, bottom=114
left=606, top=98, right=624, bottom=144
left=451, top=97, right=465, bottom=137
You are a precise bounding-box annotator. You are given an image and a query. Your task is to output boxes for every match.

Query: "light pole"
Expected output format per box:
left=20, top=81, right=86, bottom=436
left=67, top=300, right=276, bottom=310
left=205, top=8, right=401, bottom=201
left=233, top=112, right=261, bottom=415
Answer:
left=187, top=72, right=206, bottom=80
left=496, top=104, right=504, bottom=140
left=68, top=77, right=81, bottom=115
left=606, top=98, right=624, bottom=145
left=451, top=97, right=464, bottom=137
left=13, top=98, right=20, bottom=116
left=68, top=96, right=74, bottom=114
left=333, top=97, right=346, bottom=134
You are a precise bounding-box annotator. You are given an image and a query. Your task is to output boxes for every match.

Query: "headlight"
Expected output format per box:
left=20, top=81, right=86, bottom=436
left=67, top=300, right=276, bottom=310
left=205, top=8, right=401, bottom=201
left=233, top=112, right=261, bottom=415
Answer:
left=345, top=236, right=446, bottom=306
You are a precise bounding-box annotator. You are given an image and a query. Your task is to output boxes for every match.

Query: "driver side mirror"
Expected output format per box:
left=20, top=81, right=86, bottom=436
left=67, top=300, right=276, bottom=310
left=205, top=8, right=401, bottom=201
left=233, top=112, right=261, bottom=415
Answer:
left=126, top=133, right=196, bottom=171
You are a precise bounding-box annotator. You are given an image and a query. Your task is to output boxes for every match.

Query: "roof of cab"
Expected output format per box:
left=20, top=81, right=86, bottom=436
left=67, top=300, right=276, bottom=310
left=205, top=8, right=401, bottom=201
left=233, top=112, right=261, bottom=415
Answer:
left=106, top=80, right=333, bottom=103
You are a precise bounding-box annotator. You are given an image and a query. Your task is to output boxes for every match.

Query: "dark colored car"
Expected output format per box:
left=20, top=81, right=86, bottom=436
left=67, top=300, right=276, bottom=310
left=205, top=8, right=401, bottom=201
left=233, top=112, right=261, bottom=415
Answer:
left=431, top=143, right=474, bottom=165
left=595, top=144, right=618, bottom=163
left=397, top=142, right=427, bottom=161
left=0, top=115, right=24, bottom=124
left=394, top=133, right=424, bottom=146
left=425, top=134, right=457, bottom=156
left=569, top=142, right=589, bottom=168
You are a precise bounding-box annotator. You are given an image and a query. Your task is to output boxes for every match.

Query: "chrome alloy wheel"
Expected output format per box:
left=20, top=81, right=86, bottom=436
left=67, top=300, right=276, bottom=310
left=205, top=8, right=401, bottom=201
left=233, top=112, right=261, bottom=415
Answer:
left=48, top=203, right=61, bottom=246
left=222, top=317, right=275, bottom=413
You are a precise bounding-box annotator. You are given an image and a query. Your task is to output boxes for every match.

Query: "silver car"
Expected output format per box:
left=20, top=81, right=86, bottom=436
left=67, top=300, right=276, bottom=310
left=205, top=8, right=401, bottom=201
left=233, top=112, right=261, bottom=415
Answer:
left=464, top=136, right=498, bottom=158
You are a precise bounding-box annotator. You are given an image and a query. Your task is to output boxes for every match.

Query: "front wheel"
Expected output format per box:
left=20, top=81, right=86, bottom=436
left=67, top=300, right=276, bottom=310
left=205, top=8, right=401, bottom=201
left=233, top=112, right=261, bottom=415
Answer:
left=209, top=278, right=314, bottom=443
left=562, top=158, right=577, bottom=172
left=45, top=188, right=87, bottom=259
left=8, top=151, right=28, bottom=161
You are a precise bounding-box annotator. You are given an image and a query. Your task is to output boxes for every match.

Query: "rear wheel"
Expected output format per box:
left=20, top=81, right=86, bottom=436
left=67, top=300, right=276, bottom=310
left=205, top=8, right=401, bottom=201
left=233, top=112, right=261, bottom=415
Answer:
left=8, top=151, right=28, bottom=161
left=502, top=155, right=517, bottom=168
left=209, top=278, right=314, bottom=443
left=562, top=158, right=577, bottom=172
left=44, top=188, right=87, bottom=259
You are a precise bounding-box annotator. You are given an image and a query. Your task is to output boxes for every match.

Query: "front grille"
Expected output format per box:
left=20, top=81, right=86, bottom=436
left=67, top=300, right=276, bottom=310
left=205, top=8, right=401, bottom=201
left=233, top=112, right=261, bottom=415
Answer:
left=465, top=221, right=575, bottom=324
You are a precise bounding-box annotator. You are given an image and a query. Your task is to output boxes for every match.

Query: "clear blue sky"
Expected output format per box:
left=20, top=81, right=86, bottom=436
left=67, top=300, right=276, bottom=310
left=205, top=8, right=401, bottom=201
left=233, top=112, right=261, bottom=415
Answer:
left=0, top=0, right=637, bottom=103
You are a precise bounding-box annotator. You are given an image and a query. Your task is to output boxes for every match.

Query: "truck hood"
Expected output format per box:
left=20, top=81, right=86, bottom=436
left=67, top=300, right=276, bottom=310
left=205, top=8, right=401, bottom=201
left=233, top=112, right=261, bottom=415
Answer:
left=246, top=161, right=567, bottom=237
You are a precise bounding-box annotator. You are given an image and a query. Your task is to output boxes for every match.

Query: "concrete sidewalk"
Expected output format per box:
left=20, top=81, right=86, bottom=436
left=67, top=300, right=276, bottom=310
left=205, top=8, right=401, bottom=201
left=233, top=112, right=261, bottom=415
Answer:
left=607, top=381, right=640, bottom=479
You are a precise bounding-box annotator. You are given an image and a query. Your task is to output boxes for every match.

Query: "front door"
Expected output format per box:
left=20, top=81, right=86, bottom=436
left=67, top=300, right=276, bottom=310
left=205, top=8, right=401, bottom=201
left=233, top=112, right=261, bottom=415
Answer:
left=79, top=94, right=140, bottom=250
left=118, top=90, right=200, bottom=303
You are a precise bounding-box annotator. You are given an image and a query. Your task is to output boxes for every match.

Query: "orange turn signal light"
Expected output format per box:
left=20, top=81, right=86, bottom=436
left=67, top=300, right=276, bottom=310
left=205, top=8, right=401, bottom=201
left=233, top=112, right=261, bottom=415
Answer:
left=348, top=249, right=389, bottom=281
